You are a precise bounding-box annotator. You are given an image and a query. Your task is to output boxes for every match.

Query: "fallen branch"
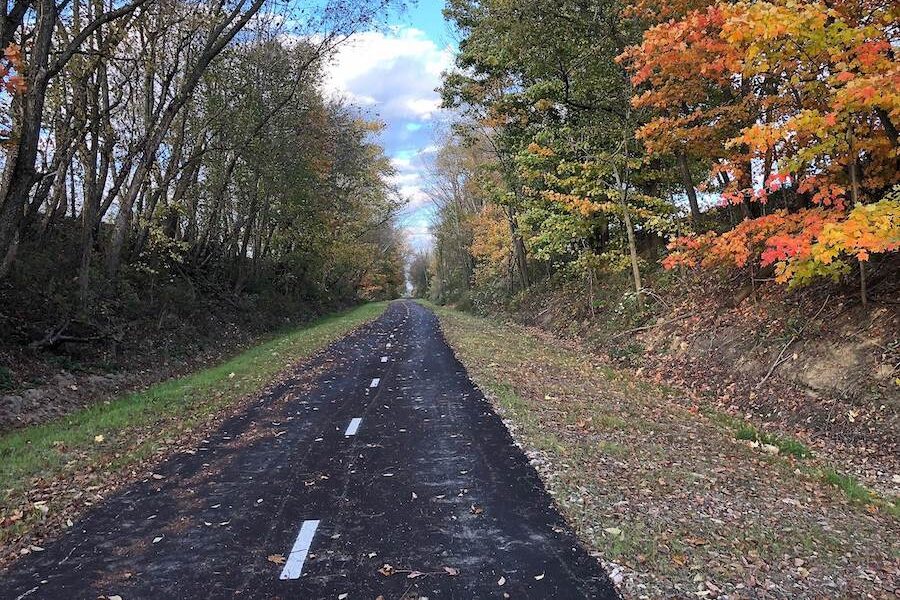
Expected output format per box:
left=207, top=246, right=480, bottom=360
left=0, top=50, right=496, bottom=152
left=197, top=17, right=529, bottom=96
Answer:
left=756, top=294, right=830, bottom=389
left=28, top=319, right=72, bottom=350
left=609, top=312, right=691, bottom=341
left=28, top=319, right=106, bottom=350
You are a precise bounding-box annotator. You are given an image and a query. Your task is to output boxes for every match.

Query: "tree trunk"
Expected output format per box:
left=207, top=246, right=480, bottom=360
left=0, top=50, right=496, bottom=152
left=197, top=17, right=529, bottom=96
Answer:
left=677, top=151, right=701, bottom=227
left=0, top=0, right=57, bottom=276
left=506, top=203, right=528, bottom=291
left=615, top=165, right=643, bottom=308
left=106, top=0, right=267, bottom=279
left=848, top=133, right=867, bottom=307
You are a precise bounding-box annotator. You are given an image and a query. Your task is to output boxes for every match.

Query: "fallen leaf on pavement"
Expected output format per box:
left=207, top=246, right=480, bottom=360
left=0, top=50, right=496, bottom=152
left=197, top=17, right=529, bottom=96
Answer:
left=378, top=563, right=395, bottom=576
left=267, top=554, right=286, bottom=565
left=443, top=566, right=460, bottom=576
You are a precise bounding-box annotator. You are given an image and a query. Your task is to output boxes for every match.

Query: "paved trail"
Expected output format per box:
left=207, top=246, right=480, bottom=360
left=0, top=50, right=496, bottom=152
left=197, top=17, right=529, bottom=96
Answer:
left=1, top=301, right=618, bottom=599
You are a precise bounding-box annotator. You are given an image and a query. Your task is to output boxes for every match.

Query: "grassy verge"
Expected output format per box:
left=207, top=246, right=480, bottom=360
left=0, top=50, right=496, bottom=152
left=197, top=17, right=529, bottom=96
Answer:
left=0, top=302, right=387, bottom=551
left=704, top=409, right=812, bottom=459
left=702, top=408, right=900, bottom=516
left=426, top=301, right=899, bottom=599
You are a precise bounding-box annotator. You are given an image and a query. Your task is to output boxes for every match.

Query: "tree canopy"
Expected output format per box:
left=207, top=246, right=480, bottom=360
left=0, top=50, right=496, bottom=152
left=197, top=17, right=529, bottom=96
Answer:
left=426, top=0, right=898, bottom=309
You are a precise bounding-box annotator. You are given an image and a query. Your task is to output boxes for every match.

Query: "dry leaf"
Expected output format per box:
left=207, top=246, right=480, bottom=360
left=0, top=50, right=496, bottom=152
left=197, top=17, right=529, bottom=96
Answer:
left=683, top=536, right=708, bottom=547
left=267, top=554, right=286, bottom=565
left=443, top=566, right=460, bottom=576
left=378, top=563, right=395, bottom=577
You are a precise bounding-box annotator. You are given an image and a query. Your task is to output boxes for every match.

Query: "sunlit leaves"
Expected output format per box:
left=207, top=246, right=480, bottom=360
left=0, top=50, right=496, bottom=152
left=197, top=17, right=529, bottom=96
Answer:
left=624, top=0, right=898, bottom=288
left=664, top=195, right=900, bottom=285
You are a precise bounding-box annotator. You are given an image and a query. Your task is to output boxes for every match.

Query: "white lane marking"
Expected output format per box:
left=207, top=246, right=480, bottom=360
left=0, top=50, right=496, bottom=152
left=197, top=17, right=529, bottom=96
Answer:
left=381, top=356, right=388, bottom=363
left=279, top=520, right=320, bottom=580
left=370, top=378, right=380, bottom=388
left=344, top=417, right=362, bottom=436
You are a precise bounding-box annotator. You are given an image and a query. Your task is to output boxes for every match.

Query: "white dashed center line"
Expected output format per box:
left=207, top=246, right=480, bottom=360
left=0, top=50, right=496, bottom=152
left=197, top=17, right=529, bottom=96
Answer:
left=370, top=378, right=380, bottom=388
left=344, top=417, right=363, bottom=436
left=279, top=520, right=320, bottom=580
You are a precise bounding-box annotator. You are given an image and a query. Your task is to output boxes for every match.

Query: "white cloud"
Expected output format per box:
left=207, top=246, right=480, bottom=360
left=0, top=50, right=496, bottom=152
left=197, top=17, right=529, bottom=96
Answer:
left=399, top=185, right=429, bottom=207
left=391, top=156, right=413, bottom=170
left=405, top=98, right=442, bottom=120
left=403, top=221, right=435, bottom=253
left=323, top=27, right=452, bottom=123
left=324, top=27, right=452, bottom=252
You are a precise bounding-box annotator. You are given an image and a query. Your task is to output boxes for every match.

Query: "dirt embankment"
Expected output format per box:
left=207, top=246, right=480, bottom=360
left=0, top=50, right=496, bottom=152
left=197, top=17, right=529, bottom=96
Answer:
left=0, top=288, right=344, bottom=433
left=489, top=276, right=900, bottom=497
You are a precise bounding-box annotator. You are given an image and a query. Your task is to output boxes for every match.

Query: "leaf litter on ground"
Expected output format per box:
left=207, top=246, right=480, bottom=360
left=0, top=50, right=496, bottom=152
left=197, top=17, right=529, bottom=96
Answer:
left=433, top=305, right=900, bottom=599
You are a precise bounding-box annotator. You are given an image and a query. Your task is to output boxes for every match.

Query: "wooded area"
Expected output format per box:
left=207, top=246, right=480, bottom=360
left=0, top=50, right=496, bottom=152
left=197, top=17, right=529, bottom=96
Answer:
left=415, top=0, right=898, bottom=316
left=0, top=0, right=406, bottom=363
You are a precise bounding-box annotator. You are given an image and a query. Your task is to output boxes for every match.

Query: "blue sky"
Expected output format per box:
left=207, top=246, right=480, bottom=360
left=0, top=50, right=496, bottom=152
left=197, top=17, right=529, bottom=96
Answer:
left=322, top=1, right=455, bottom=252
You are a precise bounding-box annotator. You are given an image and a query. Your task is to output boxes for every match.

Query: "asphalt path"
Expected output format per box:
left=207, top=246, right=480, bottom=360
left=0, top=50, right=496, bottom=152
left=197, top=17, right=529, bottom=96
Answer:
left=1, top=300, right=618, bottom=599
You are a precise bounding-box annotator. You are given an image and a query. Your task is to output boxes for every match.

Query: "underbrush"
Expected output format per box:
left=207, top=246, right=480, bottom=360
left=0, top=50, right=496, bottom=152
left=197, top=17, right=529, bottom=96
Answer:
left=0, top=227, right=352, bottom=396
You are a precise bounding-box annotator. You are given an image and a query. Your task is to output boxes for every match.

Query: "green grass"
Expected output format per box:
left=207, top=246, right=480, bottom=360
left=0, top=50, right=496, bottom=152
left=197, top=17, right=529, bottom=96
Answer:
left=705, top=409, right=899, bottom=517
left=817, top=467, right=900, bottom=518
left=706, top=409, right=812, bottom=459
left=821, top=468, right=873, bottom=504
left=0, top=302, right=387, bottom=537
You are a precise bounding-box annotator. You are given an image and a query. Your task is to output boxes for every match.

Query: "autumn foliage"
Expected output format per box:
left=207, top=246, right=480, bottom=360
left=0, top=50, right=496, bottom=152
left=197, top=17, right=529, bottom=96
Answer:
left=621, top=0, right=899, bottom=289
left=430, top=0, right=897, bottom=312
left=664, top=197, right=899, bottom=284
left=0, top=44, right=25, bottom=95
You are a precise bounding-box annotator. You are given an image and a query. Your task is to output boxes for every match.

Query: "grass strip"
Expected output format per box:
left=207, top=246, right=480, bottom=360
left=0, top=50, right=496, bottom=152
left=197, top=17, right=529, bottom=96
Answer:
left=0, top=301, right=387, bottom=544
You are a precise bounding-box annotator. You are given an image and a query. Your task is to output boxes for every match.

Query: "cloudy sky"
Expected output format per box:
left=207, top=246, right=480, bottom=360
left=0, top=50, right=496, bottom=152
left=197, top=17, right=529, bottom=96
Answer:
left=322, top=2, right=455, bottom=253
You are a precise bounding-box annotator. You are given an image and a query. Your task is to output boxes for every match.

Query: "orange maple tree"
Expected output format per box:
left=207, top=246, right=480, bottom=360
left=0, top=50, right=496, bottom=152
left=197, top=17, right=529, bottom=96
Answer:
left=623, top=0, right=899, bottom=289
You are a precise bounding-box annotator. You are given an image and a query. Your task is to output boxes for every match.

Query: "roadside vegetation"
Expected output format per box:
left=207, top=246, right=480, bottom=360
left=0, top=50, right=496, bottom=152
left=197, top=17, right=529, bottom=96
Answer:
left=430, top=302, right=899, bottom=598
left=0, top=0, right=406, bottom=432
left=410, top=0, right=899, bottom=516
left=0, top=302, right=386, bottom=565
